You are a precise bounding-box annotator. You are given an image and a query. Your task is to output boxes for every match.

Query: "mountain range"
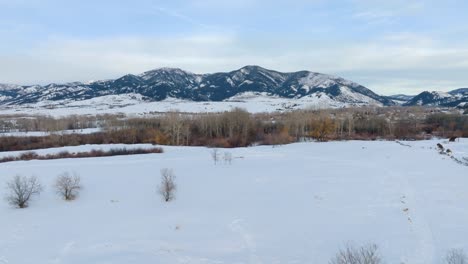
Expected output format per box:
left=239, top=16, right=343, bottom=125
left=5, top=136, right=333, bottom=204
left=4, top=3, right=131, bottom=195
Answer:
left=0, top=66, right=466, bottom=110
left=402, top=88, right=468, bottom=108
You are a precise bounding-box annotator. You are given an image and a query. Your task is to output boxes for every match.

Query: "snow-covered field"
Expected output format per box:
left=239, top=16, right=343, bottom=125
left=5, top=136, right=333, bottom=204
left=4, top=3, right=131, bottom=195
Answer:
left=0, top=92, right=380, bottom=117
left=0, top=139, right=467, bottom=264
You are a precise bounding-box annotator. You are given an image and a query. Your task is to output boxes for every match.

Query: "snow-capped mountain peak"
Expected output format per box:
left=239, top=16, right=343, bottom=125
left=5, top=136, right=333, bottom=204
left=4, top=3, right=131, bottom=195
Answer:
left=0, top=66, right=395, bottom=108
left=404, top=89, right=468, bottom=108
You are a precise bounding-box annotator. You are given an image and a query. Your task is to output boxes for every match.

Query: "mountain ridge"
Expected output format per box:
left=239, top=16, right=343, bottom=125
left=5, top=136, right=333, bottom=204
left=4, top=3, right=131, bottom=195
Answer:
left=0, top=66, right=395, bottom=107
left=403, top=88, right=468, bottom=108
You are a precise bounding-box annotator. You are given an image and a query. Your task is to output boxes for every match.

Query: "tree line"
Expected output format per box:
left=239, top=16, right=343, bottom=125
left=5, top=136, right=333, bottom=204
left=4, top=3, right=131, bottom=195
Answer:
left=0, top=107, right=466, bottom=151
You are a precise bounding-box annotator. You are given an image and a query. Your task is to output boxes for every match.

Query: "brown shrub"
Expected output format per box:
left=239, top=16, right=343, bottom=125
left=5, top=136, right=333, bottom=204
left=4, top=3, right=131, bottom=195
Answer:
left=0, top=147, right=163, bottom=163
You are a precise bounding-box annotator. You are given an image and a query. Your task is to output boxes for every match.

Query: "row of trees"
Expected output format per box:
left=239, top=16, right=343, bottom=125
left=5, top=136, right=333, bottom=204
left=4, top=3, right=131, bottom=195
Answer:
left=96, top=107, right=468, bottom=143
left=0, top=114, right=108, bottom=133
left=122, top=107, right=468, bottom=143
left=0, top=107, right=466, bottom=151
left=4, top=169, right=177, bottom=208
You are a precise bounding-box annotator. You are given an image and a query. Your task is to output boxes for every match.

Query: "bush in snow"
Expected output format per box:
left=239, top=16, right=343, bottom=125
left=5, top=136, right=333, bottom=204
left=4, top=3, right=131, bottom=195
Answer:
left=223, top=151, right=233, bottom=165
left=445, top=249, right=467, bottom=264
left=55, top=172, right=82, bottom=201
left=437, top=143, right=445, bottom=152
left=158, top=168, right=177, bottom=202
left=5, top=175, right=43, bottom=208
left=211, top=148, right=220, bottom=165
left=329, top=243, right=382, bottom=264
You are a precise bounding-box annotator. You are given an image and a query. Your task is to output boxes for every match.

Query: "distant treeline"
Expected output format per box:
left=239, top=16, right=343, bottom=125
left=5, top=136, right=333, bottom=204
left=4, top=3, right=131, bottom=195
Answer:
left=0, top=107, right=467, bottom=151
left=0, top=114, right=120, bottom=132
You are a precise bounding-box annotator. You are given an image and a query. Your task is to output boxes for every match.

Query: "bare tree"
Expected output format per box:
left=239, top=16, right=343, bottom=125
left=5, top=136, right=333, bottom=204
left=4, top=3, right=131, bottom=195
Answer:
left=223, top=151, right=233, bottom=165
left=330, top=244, right=382, bottom=264
left=55, top=172, right=82, bottom=200
left=162, top=111, right=185, bottom=145
left=5, top=175, right=43, bottom=208
left=446, top=249, right=468, bottom=264
left=158, top=168, right=177, bottom=202
left=211, top=148, right=219, bottom=165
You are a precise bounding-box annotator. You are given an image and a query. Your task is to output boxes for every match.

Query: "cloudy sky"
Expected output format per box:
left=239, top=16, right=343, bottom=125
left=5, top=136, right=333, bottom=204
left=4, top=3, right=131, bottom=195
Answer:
left=1, top=0, right=467, bottom=95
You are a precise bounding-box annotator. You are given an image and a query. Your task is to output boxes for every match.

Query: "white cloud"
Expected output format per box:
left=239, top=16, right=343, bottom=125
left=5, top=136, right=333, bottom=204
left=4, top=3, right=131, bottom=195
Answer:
left=151, top=6, right=209, bottom=28
left=1, top=32, right=468, bottom=94
left=352, top=0, right=424, bottom=24
left=188, top=0, right=258, bottom=8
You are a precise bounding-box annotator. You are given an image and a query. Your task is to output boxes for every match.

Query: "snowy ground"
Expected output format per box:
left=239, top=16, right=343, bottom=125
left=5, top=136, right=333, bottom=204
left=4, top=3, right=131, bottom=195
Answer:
left=0, top=139, right=467, bottom=264
left=0, top=93, right=377, bottom=117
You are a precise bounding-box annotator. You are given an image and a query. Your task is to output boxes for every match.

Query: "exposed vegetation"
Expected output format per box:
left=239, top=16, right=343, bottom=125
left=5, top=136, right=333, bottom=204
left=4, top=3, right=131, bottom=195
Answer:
left=329, top=244, right=382, bottom=264
left=0, top=107, right=466, bottom=151
left=445, top=249, right=468, bottom=264
left=5, top=175, right=43, bottom=208
left=0, top=147, right=163, bottom=163
left=158, top=168, right=177, bottom=202
left=54, top=172, right=82, bottom=201
left=0, top=114, right=108, bottom=132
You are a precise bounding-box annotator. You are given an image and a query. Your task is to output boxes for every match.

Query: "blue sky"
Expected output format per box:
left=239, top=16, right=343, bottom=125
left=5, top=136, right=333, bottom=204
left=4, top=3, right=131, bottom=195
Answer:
left=1, top=0, right=468, bottom=94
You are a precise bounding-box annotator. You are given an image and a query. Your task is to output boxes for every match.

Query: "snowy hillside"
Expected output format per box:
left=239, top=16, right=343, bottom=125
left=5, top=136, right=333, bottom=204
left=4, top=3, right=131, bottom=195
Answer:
left=404, top=89, right=468, bottom=108
left=388, top=94, right=416, bottom=105
left=0, top=92, right=385, bottom=117
left=0, top=66, right=395, bottom=114
left=0, top=139, right=467, bottom=263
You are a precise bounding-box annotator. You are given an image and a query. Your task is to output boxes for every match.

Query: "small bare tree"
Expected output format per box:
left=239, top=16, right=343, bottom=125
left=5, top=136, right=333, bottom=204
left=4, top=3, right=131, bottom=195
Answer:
left=223, top=152, right=233, bottom=165
left=158, top=168, right=177, bottom=202
left=330, top=244, right=382, bottom=264
left=5, top=175, right=43, bottom=208
left=446, top=249, right=468, bottom=264
left=55, top=172, right=82, bottom=200
left=211, top=148, right=219, bottom=165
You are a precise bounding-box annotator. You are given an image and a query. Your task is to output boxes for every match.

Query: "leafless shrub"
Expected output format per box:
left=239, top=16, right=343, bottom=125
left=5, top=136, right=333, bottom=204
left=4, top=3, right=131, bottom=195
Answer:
left=329, top=244, right=382, bottom=264
left=19, top=151, right=39, bottom=160
left=5, top=175, right=43, bottom=208
left=446, top=249, right=468, bottom=264
left=223, top=152, right=232, bottom=165
left=55, top=172, right=82, bottom=200
left=158, top=168, right=177, bottom=202
left=211, top=148, right=220, bottom=165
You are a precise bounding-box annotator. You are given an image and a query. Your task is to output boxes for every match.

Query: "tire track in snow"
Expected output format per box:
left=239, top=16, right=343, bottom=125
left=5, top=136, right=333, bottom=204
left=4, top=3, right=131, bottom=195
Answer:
left=52, top=241, right=75, bottom=263
left=229, top=219, right=263, bottom=264
left=395, top=172, right=435, bottom=264
left=0, top=224, right=25, bottom=264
